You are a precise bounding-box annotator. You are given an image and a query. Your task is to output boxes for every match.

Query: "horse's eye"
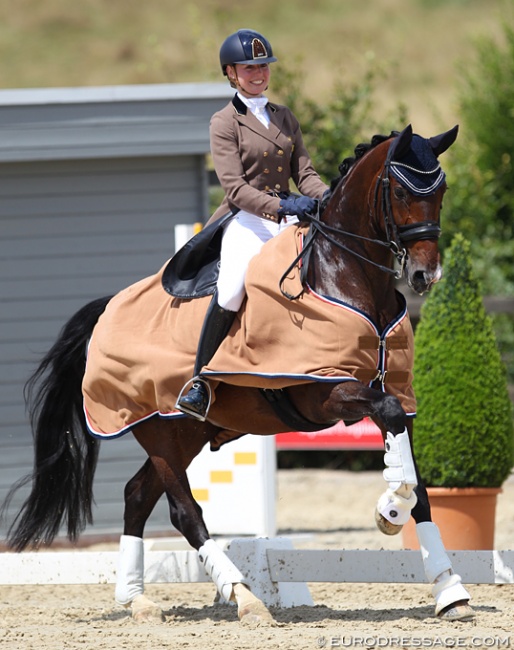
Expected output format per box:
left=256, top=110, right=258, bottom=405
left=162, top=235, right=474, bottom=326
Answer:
left=394, top=187, right=407, bottom=200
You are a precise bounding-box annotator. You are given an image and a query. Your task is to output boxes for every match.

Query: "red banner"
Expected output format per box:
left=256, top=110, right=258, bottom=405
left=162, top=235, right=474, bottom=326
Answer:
left=275, top=418, right=384, bottom=450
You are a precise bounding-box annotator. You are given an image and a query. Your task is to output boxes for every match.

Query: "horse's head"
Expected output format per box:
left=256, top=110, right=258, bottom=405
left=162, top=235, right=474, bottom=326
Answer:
left=309, top=125, right=458, bottom=309
left=380, top=124, right=458, bottom=294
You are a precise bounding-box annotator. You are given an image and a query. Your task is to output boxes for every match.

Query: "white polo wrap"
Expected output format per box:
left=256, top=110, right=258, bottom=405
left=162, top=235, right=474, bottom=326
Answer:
left=115, top=534, right=144, bottom=605
left=416, top=521, right=471, bottom=614
left=198, top=539, right=248, bottom=602
left=416, top=521, right=452, bottom=581
left=383, top=430, right=417, bottom=490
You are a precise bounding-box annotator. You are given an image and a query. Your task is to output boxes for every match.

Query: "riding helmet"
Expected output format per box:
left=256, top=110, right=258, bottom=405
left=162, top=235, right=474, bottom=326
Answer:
left=219, top=29, right=277, bottom=76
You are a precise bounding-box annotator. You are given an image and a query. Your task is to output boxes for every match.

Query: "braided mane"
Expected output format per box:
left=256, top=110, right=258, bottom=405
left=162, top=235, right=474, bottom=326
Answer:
left=329, top=132, right=397, bottom=193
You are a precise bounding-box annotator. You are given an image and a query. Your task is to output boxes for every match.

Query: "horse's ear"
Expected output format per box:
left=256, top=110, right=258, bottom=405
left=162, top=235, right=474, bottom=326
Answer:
left=428, top=125, right=459, bottom=157
left=389, top=124, right=413, bottom=160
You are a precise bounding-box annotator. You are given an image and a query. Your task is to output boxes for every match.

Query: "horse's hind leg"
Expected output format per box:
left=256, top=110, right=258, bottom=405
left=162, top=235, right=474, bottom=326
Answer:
left=132, top=418, right=274, bottom=626
left=115, top=458, right=167, bottom=622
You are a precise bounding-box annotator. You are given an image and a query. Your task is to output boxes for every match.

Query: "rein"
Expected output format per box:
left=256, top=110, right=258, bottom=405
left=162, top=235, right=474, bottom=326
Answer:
left=279, top=138, right=442, bottom=301
left=278, top=212, right=401, bottom=301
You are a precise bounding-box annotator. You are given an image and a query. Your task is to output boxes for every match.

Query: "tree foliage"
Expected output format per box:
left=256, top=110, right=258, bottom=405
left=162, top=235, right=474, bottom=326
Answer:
left=443, top=22, right=514, bottom=276
left=413, top=235, right=514, bottom=487
left=440, top=19, right=514, bottom=381
left=270, top=59, right=407, bottom=183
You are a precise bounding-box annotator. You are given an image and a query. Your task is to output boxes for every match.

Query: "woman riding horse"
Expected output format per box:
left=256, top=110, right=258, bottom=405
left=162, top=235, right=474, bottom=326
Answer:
left=2, top=122, right=474, bottom=624
left=175, top=28, right=328, bottom=421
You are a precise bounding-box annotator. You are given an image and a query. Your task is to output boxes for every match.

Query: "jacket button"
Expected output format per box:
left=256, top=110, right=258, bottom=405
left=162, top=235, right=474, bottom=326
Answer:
left=264, top=168, right=269, bottom=174
left=277, top=149, right=284, bottom=155
left=275, top=183, right=281, bottom=190
left=277, top=166, right=283, bottom=172
left=263, top=151, right=269, bottom=157
left=264, top=185, right=270, bottom=191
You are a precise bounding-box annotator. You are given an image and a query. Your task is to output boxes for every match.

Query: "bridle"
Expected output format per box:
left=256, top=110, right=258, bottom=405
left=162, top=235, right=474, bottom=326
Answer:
left=375, top=139, right=442, bottom=264
left=279, top=137, right=443, bottom=300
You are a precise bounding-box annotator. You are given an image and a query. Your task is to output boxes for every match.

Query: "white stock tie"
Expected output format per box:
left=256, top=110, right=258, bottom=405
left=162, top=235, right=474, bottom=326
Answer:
left=247, top=97, right=270, bottom=129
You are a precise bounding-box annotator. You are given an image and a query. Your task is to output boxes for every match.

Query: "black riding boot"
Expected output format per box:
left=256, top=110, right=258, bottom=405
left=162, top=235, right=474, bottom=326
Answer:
left=175, top=295, right=236, bottom=421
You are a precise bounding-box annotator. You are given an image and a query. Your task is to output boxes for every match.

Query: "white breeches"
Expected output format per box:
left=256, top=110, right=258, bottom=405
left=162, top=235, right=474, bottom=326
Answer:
left=216, top=210, right=298, bottom=312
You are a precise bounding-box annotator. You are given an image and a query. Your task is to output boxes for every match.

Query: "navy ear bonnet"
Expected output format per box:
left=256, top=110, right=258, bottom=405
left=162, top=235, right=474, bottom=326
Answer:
left=390, top=135, right=446, bottom=196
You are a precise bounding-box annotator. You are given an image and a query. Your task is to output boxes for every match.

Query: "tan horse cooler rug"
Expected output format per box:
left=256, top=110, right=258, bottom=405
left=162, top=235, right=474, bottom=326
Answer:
left=83, top=224, right=416, bottom=439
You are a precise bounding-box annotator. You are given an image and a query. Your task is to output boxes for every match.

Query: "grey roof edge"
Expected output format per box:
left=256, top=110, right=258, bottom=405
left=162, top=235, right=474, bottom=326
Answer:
left=0, top=82, right=234, bottom=107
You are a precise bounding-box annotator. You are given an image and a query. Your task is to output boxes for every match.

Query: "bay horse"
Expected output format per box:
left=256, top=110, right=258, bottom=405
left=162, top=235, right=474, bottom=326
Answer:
left=2, top=125, right=474, bottom=624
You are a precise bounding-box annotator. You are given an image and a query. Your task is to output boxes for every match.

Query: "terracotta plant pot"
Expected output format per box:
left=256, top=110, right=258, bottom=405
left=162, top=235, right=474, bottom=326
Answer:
left=402, top=486, right=502, bottom=550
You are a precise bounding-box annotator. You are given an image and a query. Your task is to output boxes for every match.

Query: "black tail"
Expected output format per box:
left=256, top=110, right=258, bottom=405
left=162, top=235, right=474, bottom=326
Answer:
left=2, top=296, right=112, bottom=550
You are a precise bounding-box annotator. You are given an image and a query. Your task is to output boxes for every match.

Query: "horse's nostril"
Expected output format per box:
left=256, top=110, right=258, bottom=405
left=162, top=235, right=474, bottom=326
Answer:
left=413, top=270, right=426, bottom=283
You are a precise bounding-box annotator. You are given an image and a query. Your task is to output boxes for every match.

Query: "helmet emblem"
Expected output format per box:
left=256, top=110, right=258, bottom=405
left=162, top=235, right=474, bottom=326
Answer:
left=251, top=38, right=268, bottom=59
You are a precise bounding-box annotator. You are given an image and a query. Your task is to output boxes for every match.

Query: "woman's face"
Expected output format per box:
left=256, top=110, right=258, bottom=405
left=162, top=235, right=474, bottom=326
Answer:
left=228, top=63, right=270, bottom=97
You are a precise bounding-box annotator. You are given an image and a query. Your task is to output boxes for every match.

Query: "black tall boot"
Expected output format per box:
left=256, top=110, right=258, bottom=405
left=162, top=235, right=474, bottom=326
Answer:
left=175, top=294, right=236, bottom=421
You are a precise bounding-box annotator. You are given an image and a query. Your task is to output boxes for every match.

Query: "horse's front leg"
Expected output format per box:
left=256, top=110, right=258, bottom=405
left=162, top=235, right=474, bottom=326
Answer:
left=310, top=382, right=418, bottom=533
left=293, top=381, right=420, bottom=532
left=413, top=511, right=474, bottom=621
left=307, top=379, right=407, bottom=435
left=376, top=421, right=474, bottom=621
left=375, top=419, right=418, bottom=536
left=305, top=382, right=473, bottom=621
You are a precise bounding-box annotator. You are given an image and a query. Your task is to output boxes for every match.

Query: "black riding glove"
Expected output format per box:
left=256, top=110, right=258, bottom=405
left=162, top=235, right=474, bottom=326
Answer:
left=278, top=195, right=318, bottom=220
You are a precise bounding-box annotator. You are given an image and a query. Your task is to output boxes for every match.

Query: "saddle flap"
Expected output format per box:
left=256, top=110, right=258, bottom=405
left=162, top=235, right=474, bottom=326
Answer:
left=162, top=213, right=233, bottom=299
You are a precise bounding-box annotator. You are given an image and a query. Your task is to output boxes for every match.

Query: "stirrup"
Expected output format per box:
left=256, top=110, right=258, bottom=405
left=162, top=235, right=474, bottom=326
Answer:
left=174, top=377, right=212, bottom=422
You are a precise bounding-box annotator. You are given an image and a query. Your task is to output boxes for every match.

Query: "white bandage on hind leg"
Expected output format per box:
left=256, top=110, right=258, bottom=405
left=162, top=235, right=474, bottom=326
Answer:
left=115, top=535, right=144, bottom=605
left=198, top=539, right=249, bottom=602
left=416, top=521, right=471, bottom=615
left=383, top=430, right=417, bottom=490
left=376, top=487, right=417, bottom=525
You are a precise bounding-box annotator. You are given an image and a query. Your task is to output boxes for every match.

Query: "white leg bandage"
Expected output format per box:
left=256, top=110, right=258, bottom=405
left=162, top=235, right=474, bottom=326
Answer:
left=383, top=430, right=417, bottom=490
left=198, top=539, right=248, bottom=602
left=416, top=521, right=452, bottom=581
left=115, top=535, right=144, bottom=605
left=376, top=486, right=417, bottom=525
left=416, top=522, right=471, bottom=615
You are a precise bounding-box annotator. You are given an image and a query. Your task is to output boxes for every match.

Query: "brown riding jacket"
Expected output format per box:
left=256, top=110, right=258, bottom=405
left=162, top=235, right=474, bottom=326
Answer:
left=208, top=94, right=328, bottom=225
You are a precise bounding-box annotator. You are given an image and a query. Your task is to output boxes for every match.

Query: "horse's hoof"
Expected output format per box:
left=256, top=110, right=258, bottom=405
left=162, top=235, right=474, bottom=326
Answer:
left=374, top=507, right=403, bottom=535
left=437, top=600, right=475, bottom=622
left=239, top=602, right=276, bottom=627
left=131, top=594, right=166, bottom=623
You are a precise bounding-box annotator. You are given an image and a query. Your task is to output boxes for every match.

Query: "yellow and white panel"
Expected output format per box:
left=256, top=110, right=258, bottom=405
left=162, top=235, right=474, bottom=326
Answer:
left=186, top=434, right=276, bottom=537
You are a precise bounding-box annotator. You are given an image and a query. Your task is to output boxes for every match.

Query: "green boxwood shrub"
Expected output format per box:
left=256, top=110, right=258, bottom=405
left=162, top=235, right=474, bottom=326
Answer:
left=413, top=234, right=514, bottom=487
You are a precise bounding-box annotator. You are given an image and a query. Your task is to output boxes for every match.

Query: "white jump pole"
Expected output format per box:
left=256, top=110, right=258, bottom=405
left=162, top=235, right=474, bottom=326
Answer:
left=1, top=544, right=513, bottom=609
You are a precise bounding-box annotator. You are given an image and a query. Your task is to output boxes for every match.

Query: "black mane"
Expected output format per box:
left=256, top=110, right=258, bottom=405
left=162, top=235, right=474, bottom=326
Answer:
left=328, top=132, right=397, bottom=194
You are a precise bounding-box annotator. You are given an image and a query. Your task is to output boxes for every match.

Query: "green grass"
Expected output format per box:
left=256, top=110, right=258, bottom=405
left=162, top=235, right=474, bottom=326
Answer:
left=0, top=0, right=511, bottom=133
